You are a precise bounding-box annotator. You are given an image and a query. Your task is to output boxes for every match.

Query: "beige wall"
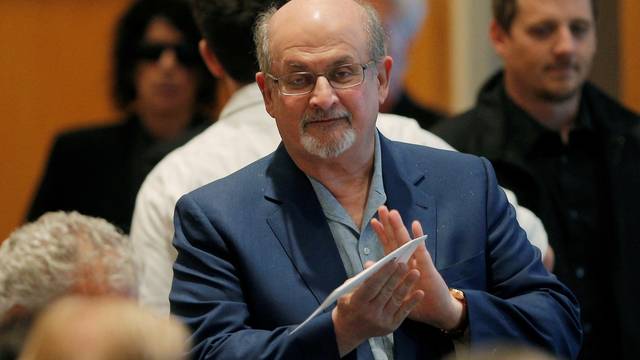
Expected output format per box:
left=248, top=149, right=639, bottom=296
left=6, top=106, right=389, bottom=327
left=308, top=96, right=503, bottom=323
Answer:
left=404, top=0, right=450, bottom=113
left=0, top=1, right=130, bottom=240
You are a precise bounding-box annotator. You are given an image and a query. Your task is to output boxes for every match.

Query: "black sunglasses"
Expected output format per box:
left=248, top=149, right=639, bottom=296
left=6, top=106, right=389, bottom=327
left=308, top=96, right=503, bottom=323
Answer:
left=136, top=43, right=200, bottom=66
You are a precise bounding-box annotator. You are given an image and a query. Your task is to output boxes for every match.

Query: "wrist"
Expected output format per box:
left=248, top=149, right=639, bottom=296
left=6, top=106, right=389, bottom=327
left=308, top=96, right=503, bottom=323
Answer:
left=441, top=288, right=467, bottom=336
left=331, top=308, right=363, bottom=357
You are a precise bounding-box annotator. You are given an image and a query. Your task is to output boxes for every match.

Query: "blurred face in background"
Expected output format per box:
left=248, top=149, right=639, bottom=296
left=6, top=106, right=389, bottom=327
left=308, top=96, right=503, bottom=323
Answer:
left=367, top=0, right=426, bottom=103
left=492, top=0, right=596, bottom=102
left=133, top=17, right=199, bottom=117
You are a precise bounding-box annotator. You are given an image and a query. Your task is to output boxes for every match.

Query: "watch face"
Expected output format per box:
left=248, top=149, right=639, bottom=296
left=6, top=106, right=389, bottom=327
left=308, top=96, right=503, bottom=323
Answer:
left=450, top=288, right=465, bottom=301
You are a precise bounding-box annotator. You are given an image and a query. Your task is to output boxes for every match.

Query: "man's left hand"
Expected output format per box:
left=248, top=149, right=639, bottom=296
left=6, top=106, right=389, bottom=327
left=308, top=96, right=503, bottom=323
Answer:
left=371, top=206, right=465, bottom=331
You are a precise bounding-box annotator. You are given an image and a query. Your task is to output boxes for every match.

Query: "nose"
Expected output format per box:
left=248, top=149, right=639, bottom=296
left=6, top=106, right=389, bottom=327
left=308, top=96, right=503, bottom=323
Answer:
left=157, top=48, right=179, bottom=69
left=308, top=76, right=339, bottom=110
left=553, top=26, right=577, bottom=57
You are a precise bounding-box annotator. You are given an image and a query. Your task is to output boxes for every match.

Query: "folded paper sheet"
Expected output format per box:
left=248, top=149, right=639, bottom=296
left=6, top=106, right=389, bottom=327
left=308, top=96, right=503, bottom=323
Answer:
left=290, top=235, right=427, bottom=334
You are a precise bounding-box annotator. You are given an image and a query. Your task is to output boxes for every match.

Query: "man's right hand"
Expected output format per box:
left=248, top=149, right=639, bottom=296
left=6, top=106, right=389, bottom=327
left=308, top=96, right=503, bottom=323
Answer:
left=331, top=260, right=424, bottom=357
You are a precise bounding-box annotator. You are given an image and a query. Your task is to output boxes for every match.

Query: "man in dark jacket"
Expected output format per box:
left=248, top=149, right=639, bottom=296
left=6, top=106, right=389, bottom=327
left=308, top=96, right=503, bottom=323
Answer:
left=433, top=0, right=640, bottom=359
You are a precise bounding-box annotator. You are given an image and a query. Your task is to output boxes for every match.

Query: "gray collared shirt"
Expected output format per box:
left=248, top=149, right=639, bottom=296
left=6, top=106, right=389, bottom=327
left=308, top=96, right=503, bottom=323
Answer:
left=309, top=131, right=393, bottom=360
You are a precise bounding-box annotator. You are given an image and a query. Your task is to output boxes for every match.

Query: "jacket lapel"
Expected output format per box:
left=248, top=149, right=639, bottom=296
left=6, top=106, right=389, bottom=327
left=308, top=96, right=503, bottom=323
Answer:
left=261, top=137, right=442, bottom=316
left=379, top=135, right=438, bottom=265
left=263, top=145, right=347, bottom=306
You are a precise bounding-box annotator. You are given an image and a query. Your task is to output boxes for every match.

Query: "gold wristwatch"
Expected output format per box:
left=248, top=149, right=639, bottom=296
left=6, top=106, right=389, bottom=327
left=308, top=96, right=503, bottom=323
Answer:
left=441, top=288, right=468, bottom=337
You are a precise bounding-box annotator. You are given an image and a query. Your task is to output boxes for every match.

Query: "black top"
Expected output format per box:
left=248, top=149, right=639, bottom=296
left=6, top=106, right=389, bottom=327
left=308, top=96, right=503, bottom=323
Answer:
left=27, top=113, right=209, bottom=233
left=433, top=71, right=640, bottom=360
left=391, top=90, right=445, bottom=130
left=502, top=91, right=615, bottom=358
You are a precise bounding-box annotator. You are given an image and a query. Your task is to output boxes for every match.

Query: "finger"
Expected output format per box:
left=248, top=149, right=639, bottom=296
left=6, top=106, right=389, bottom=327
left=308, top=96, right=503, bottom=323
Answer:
left=371, top=218, right=391, bottom=252
left=393, top=289, right=425, bottom=325
left=382, top=268, right=420, bottom=313
left=371, top=262, right=409, bottom=307
left=409, top=220, right=429, bottom=267
left=351, top=260, right=399, bottom=303
left=371, top=219, right=396, bottom=256
left=411, top=220, right=424, bottom=239
left=388, top=210, right=411, bottom=246
left=378, top=206, right=399, bottom=251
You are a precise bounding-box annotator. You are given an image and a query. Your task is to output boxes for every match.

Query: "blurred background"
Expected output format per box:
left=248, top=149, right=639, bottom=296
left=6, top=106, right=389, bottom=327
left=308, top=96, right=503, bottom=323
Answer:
left=1, top=0, right=638, bottom=240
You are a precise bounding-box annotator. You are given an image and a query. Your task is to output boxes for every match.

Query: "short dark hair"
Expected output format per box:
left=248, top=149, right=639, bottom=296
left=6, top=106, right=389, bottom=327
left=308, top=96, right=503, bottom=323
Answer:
left=192, top=0, right=286, bottom=85
left=492, top=0, right=597, bottom=32
left=113, top=0, right=215, bottom=110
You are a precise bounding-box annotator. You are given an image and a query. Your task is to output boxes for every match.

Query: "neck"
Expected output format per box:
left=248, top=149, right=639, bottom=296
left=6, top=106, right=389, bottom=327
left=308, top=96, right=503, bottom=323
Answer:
left=504, top=79, right=581, bottom=144
left=293, top=140, right=375, bottom=229
left=137, top=106, right=194, bottom=141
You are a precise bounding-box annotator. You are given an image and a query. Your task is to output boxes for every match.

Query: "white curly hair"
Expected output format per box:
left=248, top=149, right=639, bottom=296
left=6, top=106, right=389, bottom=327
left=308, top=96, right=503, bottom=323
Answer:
left=0, top=211, right=137, bottom=318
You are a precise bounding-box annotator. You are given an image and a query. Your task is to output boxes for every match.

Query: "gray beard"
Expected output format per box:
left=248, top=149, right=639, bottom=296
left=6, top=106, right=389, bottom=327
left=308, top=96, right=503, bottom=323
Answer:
left=300, top=127, right=356, bottom=159
left=299, top=108, right=355, bottom=159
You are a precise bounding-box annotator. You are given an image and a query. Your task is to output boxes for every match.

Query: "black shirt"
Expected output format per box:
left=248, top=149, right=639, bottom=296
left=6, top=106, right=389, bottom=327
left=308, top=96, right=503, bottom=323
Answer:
left=26, top=113, right=209, bottom=233
left=501, top=91, right=620, bottom=359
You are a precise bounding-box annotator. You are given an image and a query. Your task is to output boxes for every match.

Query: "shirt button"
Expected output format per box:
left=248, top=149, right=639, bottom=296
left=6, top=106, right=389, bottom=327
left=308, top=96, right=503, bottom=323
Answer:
left=575, top=267, right=585, bottom=279
left=363, top=247, right=371, bottom=255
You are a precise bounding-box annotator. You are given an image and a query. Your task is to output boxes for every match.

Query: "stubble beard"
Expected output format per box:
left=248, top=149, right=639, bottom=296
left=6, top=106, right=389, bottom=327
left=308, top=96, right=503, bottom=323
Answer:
left=536, top=61, right=586, bottom=103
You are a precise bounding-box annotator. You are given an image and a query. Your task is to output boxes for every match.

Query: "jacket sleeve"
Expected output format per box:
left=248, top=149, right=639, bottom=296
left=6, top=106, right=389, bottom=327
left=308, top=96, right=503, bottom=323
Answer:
left=169, top=194, right=342, bottom=360
left=26, top=135, right=71, bottom=221
left=465, top=158, right=582, bottom=359
left=129, top=167, right=177, bottom=315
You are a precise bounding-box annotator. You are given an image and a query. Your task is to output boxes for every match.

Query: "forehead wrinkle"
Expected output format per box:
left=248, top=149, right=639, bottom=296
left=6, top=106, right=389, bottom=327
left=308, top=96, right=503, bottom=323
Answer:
left=274, top=43, right=362, bottom=73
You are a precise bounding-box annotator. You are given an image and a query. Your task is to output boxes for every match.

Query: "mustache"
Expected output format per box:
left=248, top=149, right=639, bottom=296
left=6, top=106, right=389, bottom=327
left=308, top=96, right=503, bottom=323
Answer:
left=301, top=109, right=352, bottom=127
left=544, top=60, right=580, bottom=72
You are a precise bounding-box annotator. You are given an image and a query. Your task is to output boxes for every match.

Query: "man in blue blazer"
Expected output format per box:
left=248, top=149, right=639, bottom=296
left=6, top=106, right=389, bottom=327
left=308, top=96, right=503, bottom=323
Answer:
left=170, top=0, right=581, bottom=358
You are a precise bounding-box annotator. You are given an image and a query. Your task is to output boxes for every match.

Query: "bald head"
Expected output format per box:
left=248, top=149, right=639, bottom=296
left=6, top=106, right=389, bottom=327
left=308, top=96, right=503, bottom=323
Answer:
left=254, top=0, right=386, bottom=73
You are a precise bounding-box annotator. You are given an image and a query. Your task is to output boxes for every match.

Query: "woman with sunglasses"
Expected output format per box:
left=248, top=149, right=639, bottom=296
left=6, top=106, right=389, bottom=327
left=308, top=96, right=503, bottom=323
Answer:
left=26, top=0, right=217, bottom=233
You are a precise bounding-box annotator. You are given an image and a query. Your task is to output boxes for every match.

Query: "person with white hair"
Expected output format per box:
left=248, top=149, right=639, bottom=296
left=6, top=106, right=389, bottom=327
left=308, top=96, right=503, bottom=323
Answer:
left=0, top=211, right=137, bottom=321
left=20, top=296, right=189, bottom=360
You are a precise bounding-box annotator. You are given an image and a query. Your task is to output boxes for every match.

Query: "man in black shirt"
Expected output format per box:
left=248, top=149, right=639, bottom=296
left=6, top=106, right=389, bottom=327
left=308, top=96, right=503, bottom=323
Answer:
left=433, top=0, right=640, bottom=359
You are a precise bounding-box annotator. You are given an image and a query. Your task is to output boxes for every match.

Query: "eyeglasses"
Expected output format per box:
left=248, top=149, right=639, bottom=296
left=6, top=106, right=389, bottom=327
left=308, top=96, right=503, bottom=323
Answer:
left=136, top=43, right=199, bottom=66
left=266, top=61, right=375, bottom=96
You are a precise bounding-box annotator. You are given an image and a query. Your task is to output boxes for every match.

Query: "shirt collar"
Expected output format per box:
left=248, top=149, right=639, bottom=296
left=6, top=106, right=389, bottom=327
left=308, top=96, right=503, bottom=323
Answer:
left=502, top=86, right=595, bottom=157
left=308, top=131, right=387, bottom=232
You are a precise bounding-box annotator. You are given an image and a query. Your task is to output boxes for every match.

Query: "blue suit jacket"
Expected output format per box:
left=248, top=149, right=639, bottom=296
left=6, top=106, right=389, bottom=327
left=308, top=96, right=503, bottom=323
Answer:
left=170, top=134, right=581, bottom=359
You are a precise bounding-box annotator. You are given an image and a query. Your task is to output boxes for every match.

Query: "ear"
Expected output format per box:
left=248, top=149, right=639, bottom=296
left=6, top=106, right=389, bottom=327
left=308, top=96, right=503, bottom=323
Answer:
left=489, top=20, right=509, bottom=57
left=256, top=72, right=276, bottom=118
left=199, top=39, right=225, bottom=78
left=376, top=56, right=393, bottom=105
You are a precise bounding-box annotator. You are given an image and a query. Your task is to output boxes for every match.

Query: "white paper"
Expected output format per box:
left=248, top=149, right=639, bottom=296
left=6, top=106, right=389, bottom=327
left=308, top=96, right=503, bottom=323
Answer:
left=290, top=234, right=427, bottom=334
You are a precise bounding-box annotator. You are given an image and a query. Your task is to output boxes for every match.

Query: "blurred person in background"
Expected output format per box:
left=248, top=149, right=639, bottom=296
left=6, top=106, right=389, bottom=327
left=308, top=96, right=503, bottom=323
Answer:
left=0, top=211, right=137, bottom=358
left=433, top=0, right=640, bottom=358
left=20, top=296, right=189, bottom=360
left=370, top=0, right=446, bottom=129
left=26, top=0, right=216, bottom=233
left=0, top=211, right=137, bottom=318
